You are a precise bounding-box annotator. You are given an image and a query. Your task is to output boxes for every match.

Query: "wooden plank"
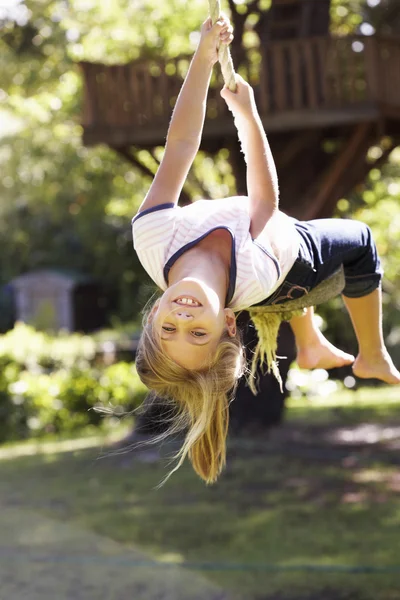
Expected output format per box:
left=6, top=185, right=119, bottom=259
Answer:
left=108, top=67, right=117, bottom=126
left=363, top=37, right=380, bottom=103
left=79, top=63, right=94, bottom=126
left=303, top=39, right=318, bottom=109
left=116, top=67, right=127, bottom=125
left=380, top=104, right=400, bottom=120
left=82, top=103, right=381, bottom=149
left=107, top=67, right=116, bottom=126
left=90, top=64, right=101, bottom=126
left=259, top=46, right=271, bottom=113
left=387, top=42, right=394, bottom=105
left=124, top=66, right=135, bottom=125
left=347, top=40, right=358, bottom=104
left=172, top=57, right=183, bottom=98
left=328, top=39, right=343, bottom=108
left=90, top=66, right=98, bottom=126
left=315, top=37, right=329, bottom=107
left=388, top=41, right=400, bottom=106
left=128, top=65, right=142, bottom=126
left=288, top=40, right=302, bottom=109
left=394, top=43, right=400, bottom=107
left=143, top=66, right=153, bottom=121
left=382, top=41, right=391, bottom=105
left=159, top=61, right=169, bottom=120
left=99, top=68, right=108, bottom=125
left=124, top=66, right=137, bottom=125
left=101, top=68, right=112, bottom=125
left=380, top=40, right=390, bottom=105
left=272, top=43, right=287, bottom=111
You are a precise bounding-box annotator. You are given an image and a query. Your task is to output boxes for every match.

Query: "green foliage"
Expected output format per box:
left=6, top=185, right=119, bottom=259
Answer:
left=330, top=0, right=364, bottom=35
left=0, top=323, right=147, bottom=443
left=66, top=0, right=205, bottom=63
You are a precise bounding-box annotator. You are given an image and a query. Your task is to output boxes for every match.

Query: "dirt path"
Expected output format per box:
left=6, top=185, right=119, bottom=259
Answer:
left=0, top=506, right=229, bottom=600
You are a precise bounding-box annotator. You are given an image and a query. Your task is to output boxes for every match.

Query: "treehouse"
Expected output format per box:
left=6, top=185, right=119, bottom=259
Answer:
left=79, top=0, right=400, bottom=219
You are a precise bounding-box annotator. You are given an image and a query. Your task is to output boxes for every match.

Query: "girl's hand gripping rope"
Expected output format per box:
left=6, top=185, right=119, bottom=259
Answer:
left=197, top=15, right=234, bottom=66
left=220, top=73, right=258, bottom=122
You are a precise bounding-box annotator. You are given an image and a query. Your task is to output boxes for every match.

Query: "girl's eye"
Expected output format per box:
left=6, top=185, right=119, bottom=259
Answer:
left=162, top=327, right=206, bottom=337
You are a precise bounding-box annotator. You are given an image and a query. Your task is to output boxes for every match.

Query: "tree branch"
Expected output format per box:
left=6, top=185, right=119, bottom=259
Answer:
left=113, top=146, right=155, bottom=180
left=113, top=146, right=193, bottom=206
left=247, top=0, right=260, bottom=13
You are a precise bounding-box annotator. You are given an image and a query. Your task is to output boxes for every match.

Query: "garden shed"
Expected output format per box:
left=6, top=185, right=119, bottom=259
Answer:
left=10, top=269, right=106, bottom=333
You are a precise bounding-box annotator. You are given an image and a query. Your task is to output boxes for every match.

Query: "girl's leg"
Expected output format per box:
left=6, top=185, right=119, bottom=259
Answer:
left=278, top=218, right=398, bottom=383
left=292, top=219, right=399, bottom=383
left=290, top=307, right=355, bottom=370
left=343, top=287, right=400, bottom=384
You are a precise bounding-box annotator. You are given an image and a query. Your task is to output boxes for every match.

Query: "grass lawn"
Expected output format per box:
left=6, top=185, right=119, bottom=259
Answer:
left=1, top=385, right=400, bottom=600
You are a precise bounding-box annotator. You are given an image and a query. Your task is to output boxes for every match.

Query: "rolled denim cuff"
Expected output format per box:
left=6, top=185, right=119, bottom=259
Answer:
left=342, top=273, right=382, bottom=298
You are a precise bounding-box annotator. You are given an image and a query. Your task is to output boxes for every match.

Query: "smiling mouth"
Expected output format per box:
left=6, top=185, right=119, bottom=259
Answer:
left=173, top=296, right=203, bottom=307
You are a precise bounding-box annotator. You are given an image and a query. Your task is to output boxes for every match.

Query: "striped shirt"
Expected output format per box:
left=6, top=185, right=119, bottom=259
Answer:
left=132, top=197, right=301, bottom=311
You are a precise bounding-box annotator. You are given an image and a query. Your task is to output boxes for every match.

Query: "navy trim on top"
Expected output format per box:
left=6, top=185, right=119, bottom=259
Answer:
left=163, top=226, right=237, bottom=307
left=252, top=239, right=281, bottom=279
left=132, top=203, right=175, bottom=225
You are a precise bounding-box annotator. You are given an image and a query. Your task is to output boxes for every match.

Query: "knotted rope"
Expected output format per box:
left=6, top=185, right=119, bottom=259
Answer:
left=208, top=0, right=237, bottom=91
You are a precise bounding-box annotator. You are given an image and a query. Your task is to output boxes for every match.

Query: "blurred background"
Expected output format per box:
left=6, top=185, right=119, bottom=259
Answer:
left=1, top=0, right=400, bottom=598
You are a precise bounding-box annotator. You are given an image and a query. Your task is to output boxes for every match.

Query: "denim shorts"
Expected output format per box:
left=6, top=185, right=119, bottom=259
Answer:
left=255, top=218, right=383, bottom=307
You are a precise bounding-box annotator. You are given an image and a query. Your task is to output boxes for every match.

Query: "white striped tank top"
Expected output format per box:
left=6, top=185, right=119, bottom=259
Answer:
left=132, top=197, right=301, bottom=311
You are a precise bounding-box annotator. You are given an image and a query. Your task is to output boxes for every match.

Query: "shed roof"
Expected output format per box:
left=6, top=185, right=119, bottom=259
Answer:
left=10, top=269, right=95, bottom=290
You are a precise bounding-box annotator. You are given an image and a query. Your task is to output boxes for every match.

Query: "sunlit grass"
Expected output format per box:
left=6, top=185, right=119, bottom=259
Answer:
left=0, top=419, right=133, bottom=460
left=286, top=384, right=400, bottom=425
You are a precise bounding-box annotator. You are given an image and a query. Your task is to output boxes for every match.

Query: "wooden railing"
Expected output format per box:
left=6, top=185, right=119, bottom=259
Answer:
left=80, top=35, right=400, bottom=133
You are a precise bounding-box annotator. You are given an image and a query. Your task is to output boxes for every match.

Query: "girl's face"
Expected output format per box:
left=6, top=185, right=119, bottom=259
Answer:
left=150, top=280, right=236, bottom=370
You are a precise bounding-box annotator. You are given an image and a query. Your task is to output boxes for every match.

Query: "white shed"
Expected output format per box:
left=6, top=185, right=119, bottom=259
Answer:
left=10, top=269, right=98, bottom=332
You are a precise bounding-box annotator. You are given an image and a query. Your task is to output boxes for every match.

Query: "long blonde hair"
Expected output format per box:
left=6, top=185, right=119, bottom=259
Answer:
left=135, top=301, right=246, bottom=484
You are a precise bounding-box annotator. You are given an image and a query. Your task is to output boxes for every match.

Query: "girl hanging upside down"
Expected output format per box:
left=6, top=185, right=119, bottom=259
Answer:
left=131, top=16, right=400, bottom=484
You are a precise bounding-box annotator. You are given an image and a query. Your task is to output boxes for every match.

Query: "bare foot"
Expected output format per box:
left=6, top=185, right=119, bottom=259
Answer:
left=352, top=351, right=400, bottom=384
left=296, top=335, right=355, bottom=371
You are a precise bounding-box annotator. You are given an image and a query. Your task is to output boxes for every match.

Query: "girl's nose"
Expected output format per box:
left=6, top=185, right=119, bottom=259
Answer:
left=175, top=312, right=193, bottom=320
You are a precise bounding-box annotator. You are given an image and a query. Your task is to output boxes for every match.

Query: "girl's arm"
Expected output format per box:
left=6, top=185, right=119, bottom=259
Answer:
left=137, top=17, right=233, bottom=214
left=220, top=75, right=279, bottom=239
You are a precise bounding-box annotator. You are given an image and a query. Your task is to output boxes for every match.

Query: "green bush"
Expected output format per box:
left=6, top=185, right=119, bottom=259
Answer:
left=0, top=323, right=148, bottom=443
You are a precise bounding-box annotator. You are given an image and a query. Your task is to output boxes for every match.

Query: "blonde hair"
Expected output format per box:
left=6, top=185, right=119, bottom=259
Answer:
left=248, top=311, right=284, bottom=393
left=135, top=300, right=246, bottom=485
left=248, top=308, right=304, bottom=394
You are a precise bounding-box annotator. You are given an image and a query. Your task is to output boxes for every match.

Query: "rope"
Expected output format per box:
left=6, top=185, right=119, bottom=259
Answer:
left=208, top=0, right=237, bottom=91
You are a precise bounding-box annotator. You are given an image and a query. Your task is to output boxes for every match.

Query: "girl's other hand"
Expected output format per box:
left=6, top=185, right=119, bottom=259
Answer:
left=220, top=73, right=257, bottom=121
left=197, top=15, right=234, bottom=65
